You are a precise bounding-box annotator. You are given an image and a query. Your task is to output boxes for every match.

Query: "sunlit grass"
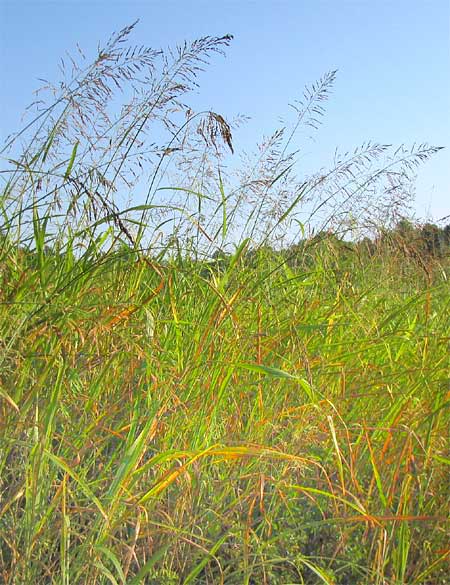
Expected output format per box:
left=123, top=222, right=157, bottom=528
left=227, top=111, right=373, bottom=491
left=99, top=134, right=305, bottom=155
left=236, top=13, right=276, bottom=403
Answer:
left=1, top=235, right=448, bottom=584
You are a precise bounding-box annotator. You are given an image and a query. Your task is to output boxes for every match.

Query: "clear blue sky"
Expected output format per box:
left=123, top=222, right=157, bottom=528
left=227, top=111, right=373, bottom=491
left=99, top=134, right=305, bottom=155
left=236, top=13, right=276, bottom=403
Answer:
left=1, top=0, right=449, bottom=221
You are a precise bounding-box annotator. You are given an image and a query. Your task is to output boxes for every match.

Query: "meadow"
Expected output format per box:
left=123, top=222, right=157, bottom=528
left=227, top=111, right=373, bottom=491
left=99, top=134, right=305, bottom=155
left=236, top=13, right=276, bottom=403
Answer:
left=1, top=24, right=449, bottom=584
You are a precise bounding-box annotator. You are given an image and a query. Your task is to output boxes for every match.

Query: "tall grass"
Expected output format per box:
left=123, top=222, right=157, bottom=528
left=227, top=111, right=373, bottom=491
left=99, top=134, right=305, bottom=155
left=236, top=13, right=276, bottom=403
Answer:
left=0, top=23, right=448, bottom=584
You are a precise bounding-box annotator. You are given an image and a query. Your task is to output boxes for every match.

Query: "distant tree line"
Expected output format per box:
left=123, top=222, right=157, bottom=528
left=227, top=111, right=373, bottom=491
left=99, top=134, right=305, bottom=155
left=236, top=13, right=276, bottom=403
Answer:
left=201, top=220, right=450, bottom=276
left=2, top=219, right=449, bottom=277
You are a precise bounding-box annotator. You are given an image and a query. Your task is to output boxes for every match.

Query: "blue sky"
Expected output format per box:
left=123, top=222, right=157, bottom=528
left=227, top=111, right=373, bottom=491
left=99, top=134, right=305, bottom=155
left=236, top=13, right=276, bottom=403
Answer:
left=1, top=0, right=449, bottom=221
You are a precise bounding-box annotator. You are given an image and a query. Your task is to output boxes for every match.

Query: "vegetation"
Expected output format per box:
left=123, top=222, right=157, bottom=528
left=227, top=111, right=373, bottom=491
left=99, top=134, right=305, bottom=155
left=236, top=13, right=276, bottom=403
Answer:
left=1, top=23, right=448, bottom=584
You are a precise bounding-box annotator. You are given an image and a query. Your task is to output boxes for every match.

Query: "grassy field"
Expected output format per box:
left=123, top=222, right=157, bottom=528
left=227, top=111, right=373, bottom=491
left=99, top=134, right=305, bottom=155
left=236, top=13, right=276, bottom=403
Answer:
left=1, top=25, right=449, bottom=584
